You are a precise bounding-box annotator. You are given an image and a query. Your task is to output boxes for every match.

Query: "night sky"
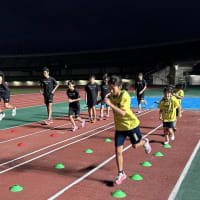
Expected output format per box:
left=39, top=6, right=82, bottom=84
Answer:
left=1, top=1, right=200, bottom=55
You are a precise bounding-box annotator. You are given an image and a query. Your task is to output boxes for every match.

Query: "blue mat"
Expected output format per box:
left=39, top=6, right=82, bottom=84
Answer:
left=131, top=97, right=200, bottom=110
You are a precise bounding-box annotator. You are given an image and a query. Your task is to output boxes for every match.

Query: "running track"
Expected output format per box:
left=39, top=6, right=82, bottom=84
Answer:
left=0, top=92, right=200, bottom=200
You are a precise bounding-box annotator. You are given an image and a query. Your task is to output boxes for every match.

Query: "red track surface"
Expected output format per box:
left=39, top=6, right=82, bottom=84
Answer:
left=0, top=92, right=200, bottom=200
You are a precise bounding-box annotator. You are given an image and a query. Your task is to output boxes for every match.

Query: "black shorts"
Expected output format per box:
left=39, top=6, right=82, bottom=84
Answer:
left=163, top=122, right=174, bottom=129
left=0, top=92, right=10, bottom=103
left=87, top=99, right=96, bottom=108
left=115, top=126, right=142, bottom=147
left=44, top=94, right=53, bottom=105
left=137, top=92, right=145, bottom=101
left=69, top=106, right=80, bottom=118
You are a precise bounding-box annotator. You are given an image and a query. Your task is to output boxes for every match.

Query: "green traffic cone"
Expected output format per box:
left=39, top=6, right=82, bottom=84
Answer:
left=130, top=174, right=143, bottom=181
left=153, top=152, right=164, bottom=157
left=141, top=161, right=152, bottom=167
left=111, top=190, right=127, bottom=198
left=9, top=185, right=23, bottom=192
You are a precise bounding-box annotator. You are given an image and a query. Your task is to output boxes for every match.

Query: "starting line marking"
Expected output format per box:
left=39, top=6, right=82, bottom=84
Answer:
left=168, top=139, right=200, bottom=200
left=47, top=123, right=162, bottom=200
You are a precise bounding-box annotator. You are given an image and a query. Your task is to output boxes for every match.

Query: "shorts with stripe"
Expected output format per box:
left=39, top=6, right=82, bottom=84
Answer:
left=115, top=126, right=142, bottom=147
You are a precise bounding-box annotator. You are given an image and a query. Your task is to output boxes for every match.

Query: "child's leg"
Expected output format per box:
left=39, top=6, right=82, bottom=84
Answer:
left=106, top=105, right=110, bottom=116
left=138, top=100, right=142, bottom=111
left=88, top=107, right=93, bottom=119
left=115, top=145, right=124, bottom=172
left=100, top=104, right=104, bottom=117
left=69, top=115, right=76, bottom=127
left=47, top=103, right=52, bottom=120
left=164, top=127, right=169, bottom=143
left=92, top=106, right=96, bottom=119
left=76, top=116, right=83, bottom=123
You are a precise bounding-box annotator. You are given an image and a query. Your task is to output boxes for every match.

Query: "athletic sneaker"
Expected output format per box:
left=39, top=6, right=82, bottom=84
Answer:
left=12, top=107, right=16, bottom=117
left=115, top=172, right=127, bottom=185
left=91, top=119, right=96, bottom=123
left=0, top=112, right=5, bottom=120
left=105, top=114, right=109, bottom=120
left=170, top=132, right=175, bottom=141
left=136, top=110, right=142, bottom=114
left=81, top=120, right=86, bottom=128
left=44, top=119, right=53, bottom=125
left=72, top=126, right=78, bottom=132
left=143, top=138, right=152, bottom=154
left=99, top=115, right=104, bottom=121
left=164, top=140, right=170, bottom=145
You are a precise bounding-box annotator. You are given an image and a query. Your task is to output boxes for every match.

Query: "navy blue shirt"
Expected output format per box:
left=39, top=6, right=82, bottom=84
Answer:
left=66, top=88, right=80, bottom=108
left=40, top=76, right=57, bottom=96
left=100, top=82, right=109, bottom=99
left=0, top=75, right=9, bottom=93
left=85, top=83, right=99, bottom=101
left=135, top=79, right=146, bottom=93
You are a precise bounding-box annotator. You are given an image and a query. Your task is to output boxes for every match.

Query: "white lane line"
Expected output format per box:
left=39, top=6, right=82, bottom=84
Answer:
left=0, top=104, right=86, bottom=131
left=168, top=139, right=200, bottom=200
left=0, top=126, right=115, bottom=174
left=48, top=123, right=162, bottom=200
left=0, top=122, right=113, bottom=167
left=0, top=110, right=154, bottom=172
left=0, top=122, right=70, bottom=144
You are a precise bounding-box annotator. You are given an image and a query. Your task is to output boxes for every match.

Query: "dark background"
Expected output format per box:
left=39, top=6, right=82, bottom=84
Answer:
left=1, top=1, right=200, bottom=55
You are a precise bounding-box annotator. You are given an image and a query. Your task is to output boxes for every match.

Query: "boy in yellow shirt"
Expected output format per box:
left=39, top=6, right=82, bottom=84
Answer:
left=173, top=84, right=184, bottom=131
left=158, top=87, right=182, bottom=144
left=105, top=75, right=151, bottom=185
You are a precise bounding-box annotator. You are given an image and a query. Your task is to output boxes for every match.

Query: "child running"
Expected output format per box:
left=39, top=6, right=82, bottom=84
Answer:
left=158, top=87, right=182, bottom=144
left=40, top=67, right=59, bottom=125
left=0, top=71, right=16, bottom=120
left=85, top=75, right=99, bottom=123
left=173, top=84, right=184, bottom=131
left=99, top=74, right=110, bottom=120
left=135, top=73, right=147, bottom=113
left=67, top=80, right=85, bottom=132
left=104, top=75, right=152, bottom=185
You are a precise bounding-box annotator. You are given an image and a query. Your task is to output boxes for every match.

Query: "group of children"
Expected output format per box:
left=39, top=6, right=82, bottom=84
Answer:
left=0, top=68, right=184, bottom=185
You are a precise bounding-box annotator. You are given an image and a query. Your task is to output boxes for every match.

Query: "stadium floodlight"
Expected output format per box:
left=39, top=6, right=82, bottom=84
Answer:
left=174, top=65, right=179, bottom=70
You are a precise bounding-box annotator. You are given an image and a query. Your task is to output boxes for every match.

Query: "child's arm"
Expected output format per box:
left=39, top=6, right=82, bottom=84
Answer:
left=85, top=92, right=88, bottom=105
left=178, top=106, right=182, bottom=118
left=105, top=98, right=126, bottom=117
left=52, top=83, right=59, bottom=94
left=159, top=110, right=162, bottom=121
left=0, top=76, right=2, bottom=85
left=69, top=98, right=81, bottom=103
left=40, top=82, right=43, bottom=95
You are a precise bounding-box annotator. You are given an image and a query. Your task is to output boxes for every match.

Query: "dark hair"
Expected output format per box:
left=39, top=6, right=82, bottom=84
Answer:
left=164, top=87, right=172, bottom=93
left=103, top=73, right=108, bottom=81
left=108, top=75, right=122, bottom=87
left=89, top=74, right=95, bottom=80
left=122, top=82, right=129, bottom=91
left=0, top=71, right=4, bottom=77
left=42, top=67, right=49, bottom=73
left=68, top=80, right=75, bottom=85
left=175, top=84, right=182, bottom=89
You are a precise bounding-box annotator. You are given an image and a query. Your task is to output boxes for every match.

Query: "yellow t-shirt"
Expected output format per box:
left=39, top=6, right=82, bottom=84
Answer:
left=158, top=97, right=180, bottom=122
left=110, top=90, right=140, bottom=131
left=175, top=89, right=184, bottom=105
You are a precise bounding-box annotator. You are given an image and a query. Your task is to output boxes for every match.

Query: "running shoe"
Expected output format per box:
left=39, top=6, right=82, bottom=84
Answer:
left=91, top=119, right=96, bottom=123
left=72, top=126, right=78, bottom=132
left=170, top=132, right=175, bottom=141
left=136, top=110, right=142, bottom=114
left=164, top=140, right=170, bottom=145
left=105, top=114, right=109, bottom=120
left=81, top=120, right=86, bottom=128
left=0, top=112, right=5, bottom=120
left=143, top=138, right=152, bottom=154
left=44, top=119, right=52, bottom=125
left=12, top=107, right=16, bottom=117
left=115, top=172, right=127, bottom=185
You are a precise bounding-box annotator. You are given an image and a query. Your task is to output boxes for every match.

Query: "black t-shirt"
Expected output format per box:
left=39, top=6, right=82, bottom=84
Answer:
left=66, top=88, right=80, bottom=108
left=40, top=76, right=57, bottom=96
left=135, top=79, right=147, bottom=94
left=0, top=75, right=9, bottom=93
left=101, top=82, right=109, bottom=99
left=85, top=83, right=99, bottom=101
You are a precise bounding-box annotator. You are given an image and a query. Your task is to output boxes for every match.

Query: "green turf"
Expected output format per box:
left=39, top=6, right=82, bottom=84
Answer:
left=0, top=100, right=87, bottom=130
left=10, top=86, right=200, bottom=96
left=175, top=147, right=200, bottom=200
